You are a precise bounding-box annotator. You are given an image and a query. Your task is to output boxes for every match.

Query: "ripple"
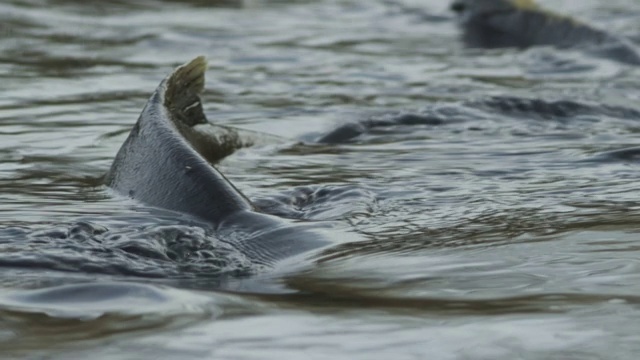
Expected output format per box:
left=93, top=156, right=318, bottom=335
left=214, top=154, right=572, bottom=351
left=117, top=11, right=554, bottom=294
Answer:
left=0, top=281, right=219, bottom=357
left=3, top=0, right=640, bottom=358
left=0, top=221, right=254, bottom=279
left=0, top=281, right=215, bottom=318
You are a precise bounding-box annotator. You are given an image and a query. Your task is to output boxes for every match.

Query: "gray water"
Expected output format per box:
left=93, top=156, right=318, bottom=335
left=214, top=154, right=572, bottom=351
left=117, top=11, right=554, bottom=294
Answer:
left=2, top=0, right=640, bottom=358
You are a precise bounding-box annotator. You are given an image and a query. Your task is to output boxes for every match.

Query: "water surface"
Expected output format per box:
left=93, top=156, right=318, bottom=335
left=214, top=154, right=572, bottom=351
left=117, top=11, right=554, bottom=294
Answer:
left=2, top=0, right=640, bottom=358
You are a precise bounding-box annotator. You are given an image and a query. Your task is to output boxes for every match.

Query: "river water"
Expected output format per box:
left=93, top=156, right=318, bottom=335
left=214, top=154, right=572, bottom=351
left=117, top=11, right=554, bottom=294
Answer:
left=2, top=0, right=640, bottom=359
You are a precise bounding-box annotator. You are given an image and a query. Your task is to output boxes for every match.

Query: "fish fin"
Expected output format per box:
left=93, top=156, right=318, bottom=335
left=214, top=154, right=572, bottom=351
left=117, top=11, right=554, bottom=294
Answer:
left=510, top=0, right=539, bottom=10
left=164, top=56, right=208, bottom=127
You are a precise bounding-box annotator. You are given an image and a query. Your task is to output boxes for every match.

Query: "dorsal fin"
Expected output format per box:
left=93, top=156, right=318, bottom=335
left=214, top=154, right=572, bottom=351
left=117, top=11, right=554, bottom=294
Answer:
left=510, top=0, right=539, bottom=10
left=164, top=56, right=208, bottom=127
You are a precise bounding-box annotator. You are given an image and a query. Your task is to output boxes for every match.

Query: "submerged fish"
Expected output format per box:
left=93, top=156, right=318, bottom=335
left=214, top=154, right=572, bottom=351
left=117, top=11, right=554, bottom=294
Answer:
left=105, top=57, right=334, bottom=267
left=450, top=0, right=640, bottom=65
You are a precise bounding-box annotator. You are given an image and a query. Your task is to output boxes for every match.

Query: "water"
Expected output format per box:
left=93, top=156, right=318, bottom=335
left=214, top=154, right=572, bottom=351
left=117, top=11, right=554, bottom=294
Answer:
left=2, top=0, right=640, bottom=358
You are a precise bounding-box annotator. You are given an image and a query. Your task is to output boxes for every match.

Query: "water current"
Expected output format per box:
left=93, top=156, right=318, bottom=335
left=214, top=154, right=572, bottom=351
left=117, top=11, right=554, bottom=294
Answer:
left=2, top=0, right=640, bottom=358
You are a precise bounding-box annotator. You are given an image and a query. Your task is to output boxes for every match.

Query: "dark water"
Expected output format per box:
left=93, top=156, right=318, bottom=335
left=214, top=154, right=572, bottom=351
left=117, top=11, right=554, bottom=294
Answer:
left=2, top=0, right=640, bottom=358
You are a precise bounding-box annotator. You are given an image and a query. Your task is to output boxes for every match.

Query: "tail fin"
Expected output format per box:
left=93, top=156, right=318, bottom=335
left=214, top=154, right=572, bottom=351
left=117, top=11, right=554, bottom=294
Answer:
left=164, top=56, right=208, bottom=127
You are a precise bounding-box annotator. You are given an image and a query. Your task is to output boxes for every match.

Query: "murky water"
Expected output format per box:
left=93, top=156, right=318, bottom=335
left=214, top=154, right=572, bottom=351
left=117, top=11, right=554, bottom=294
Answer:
left=2, top=0, right=640, bottom=358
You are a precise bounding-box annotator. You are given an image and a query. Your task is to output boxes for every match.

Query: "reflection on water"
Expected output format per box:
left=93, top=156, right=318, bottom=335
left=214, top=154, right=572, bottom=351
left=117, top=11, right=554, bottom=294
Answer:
left=2, top=0, right=640, bottom=358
